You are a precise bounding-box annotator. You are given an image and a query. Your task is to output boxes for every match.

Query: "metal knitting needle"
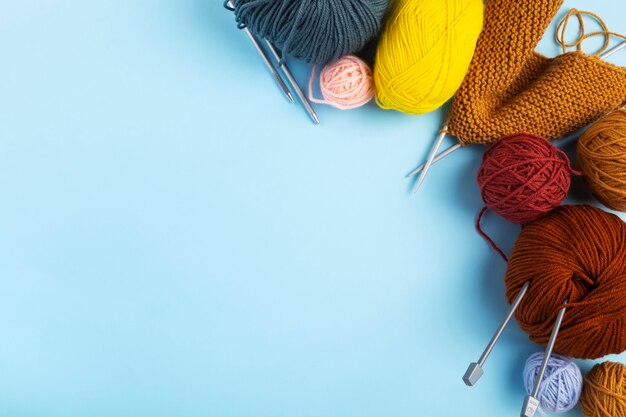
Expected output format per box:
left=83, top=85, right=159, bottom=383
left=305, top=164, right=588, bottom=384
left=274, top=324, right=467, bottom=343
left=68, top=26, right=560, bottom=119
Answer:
left=225, top=1, right=294, bottom=104
left=264, top=40, right=320, bottom=125
left=463, top=281, right=530, bottom=386
left=601, top=40, right=626, bottom=59
left=405, top=131, right=461, bottom=181
left=242, top=30, right=294, bottom=103
left=405, top=143, right=462, bottom=178
left=521, top=301, right=568, bottom=417
left=406, top=39, right=626, bottom=184
left=411, top=126, right=448, bottom=193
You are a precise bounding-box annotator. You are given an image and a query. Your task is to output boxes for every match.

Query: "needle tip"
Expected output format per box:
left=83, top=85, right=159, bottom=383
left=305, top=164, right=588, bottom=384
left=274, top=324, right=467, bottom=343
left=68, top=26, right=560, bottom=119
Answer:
left=412, top=179, right=425, bottom=194
left=405, top=169, right=419, bottom=178
left=286, top=92, right=295, bottom=103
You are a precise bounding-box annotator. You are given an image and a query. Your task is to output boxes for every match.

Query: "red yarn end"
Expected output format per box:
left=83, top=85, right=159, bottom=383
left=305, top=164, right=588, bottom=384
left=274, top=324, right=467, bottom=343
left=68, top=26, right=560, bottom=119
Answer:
left=476, top=207, right=509, bottom=263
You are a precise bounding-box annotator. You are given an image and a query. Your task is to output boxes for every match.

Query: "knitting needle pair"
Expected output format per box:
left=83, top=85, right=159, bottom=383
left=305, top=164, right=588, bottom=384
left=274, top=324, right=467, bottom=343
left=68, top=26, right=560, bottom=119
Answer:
left=407, top=39, right=626, bottom=194
left=224, top=1, right=319, bottom=124
left=462, top=279, right=568, bottom=417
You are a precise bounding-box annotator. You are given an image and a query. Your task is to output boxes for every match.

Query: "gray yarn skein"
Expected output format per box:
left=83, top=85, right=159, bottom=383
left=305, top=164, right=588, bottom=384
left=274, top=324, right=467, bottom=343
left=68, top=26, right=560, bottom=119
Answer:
left=232, top=0, right=389, bottom=64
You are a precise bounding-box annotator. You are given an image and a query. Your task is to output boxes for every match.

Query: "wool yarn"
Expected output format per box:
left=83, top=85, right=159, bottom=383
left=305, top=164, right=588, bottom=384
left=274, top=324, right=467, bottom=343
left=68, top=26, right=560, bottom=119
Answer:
left=580, top=362, right=626, bottom=417
left=578, top=109, right=626, bottom=212
left=373, top=0, right=483, bottom=115
left=555, top=9, right=626, bottom=58
left=477, top=133, right=577, bottom=225
left=522, top=352, right=583, bottom=414
left=231, top=0, right=389, bottom=64
left=447, top=0, right=626, bottom=145
left=505, top=205, right=626, bottom=359
left=308, top=55, right=375, bottom=110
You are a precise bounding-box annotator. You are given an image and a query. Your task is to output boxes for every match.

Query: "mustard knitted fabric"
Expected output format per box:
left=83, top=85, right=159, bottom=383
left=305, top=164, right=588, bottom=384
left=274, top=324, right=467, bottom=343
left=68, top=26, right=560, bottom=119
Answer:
left=448, top=0, right=626, bottom=146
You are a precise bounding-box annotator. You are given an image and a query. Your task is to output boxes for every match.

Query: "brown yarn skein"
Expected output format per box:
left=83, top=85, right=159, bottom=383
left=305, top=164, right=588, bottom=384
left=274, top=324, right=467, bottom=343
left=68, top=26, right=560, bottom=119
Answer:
left=580, top=362, right=626, bottom=417
left=578, top=109, right=626, bottom=212
left=505, top=205, right=626, bottom=359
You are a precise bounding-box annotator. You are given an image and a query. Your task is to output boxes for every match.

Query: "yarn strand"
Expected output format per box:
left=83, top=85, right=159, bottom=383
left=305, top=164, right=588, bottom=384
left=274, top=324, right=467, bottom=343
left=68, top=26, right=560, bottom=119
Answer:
left=475, top=207, right=510, bottom=263
left=555, top=9, right=626, bottom=56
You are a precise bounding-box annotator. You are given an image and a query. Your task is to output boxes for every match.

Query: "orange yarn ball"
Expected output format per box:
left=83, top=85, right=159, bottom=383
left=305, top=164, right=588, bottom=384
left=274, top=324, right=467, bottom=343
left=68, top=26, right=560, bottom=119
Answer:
left=505, top=205, right=626, bottom=359
left=578, top=109, right=626, bottom=212
left=581, top=362, right=626, bottom=417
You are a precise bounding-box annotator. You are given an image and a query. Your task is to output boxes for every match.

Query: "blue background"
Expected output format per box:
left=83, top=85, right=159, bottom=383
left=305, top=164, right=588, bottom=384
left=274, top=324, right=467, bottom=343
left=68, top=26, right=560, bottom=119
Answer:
left=1, top=1, right=625, bottom=416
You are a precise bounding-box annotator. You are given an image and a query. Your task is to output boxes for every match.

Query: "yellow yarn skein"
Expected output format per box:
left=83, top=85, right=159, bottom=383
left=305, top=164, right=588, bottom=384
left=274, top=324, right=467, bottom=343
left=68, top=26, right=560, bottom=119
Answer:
left=374, top=0, right=483, bottom=115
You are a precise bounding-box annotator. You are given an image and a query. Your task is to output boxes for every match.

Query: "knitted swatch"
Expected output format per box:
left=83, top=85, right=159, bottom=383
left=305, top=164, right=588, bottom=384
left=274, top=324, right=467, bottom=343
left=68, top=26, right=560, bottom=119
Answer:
left=448, top=0, right=626, bottom=145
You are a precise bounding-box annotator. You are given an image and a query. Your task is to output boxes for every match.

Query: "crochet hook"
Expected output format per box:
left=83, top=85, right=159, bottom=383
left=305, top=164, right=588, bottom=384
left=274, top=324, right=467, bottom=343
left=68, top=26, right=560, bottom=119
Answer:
left=224, top=1, right=294, bottom=104
left=463, top=281, right=530, bottom=386
left=521, top=302, right=568, bottom=417
left=263, top=39, right=320, bottom=124
left=406, top=40, right=626, bottom=185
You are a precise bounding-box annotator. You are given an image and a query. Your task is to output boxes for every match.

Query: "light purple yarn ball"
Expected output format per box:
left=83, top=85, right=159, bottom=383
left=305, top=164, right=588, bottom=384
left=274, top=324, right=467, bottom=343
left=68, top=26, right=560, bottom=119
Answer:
left=523, top=352, right=583, bottom=414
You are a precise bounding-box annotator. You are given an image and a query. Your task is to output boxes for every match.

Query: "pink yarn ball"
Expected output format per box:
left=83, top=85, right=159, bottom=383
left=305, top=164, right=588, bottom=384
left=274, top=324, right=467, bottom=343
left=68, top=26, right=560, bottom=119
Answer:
left=308, top=55, right=375, bottom=110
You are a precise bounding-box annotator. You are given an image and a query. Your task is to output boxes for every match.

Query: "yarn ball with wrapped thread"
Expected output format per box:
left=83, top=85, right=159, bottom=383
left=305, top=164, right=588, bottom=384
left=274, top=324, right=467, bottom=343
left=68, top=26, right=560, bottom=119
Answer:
left=578, top=109, right=626, bottom=212
left=580, top=362, right=626, bottom=417
left=230, top=0, right=389, bottom=64
left=374, top=0, right=483, bottom=114
left=505, top=205, right=626, bottom=359
left=477, top=133, right=579, bottom=225
left=308, top=55, right=375, bottom=110
left=522, top=352, right=583, bottom=414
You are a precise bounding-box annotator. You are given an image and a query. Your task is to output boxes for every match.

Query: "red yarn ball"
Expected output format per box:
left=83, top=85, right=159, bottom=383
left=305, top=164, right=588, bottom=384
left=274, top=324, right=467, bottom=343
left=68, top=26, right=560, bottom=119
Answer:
left=477, top=133, right=576, bottom=224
